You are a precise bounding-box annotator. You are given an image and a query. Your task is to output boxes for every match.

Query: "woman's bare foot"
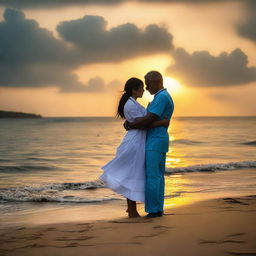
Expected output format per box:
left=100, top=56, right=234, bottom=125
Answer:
left=128, top=211, right=141, bottom=218
left=126, top=198, right=140, bottom=218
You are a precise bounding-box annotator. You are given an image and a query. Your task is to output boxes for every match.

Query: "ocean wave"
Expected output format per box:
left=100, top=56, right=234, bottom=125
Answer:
left=172, top=139, right=204, bottom=145
left=0, top=192, right=120, bottom=203
left=40, top=117, right=115, bottom=124
left=0, top=180, right=107, bottom=203
left=24, top=180, right=106, bottom=192
left=166, top=161, right=256, bottom=174
left=25, top=157, right=50, bottom=161
left=0, top=164, right=60, bottom=172
left=0, top=159, right=12, bottom=163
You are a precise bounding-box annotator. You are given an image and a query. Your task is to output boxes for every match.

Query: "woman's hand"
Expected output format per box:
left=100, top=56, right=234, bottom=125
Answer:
left=162, top=117, right=170, bottom=128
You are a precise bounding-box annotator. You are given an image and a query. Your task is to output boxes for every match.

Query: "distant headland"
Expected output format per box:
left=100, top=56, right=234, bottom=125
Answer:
left=0, top=110, right=42, bottom=118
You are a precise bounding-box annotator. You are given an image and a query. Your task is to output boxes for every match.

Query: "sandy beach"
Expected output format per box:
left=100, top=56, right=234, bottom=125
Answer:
left=1, top=195, right=255, bottom=256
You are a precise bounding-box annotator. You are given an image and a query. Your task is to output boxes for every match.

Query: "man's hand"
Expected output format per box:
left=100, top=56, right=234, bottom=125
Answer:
left=123, top=120, right=131, bottom=131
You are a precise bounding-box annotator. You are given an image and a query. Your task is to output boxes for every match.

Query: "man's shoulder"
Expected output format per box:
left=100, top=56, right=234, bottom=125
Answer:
left=156, top=88, right=169, bottom=96
left=156, top=89, right=172, bottom=101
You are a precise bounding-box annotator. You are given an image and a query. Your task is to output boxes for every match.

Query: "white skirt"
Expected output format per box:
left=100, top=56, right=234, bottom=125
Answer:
left=100, top=129, right=146, bottom=202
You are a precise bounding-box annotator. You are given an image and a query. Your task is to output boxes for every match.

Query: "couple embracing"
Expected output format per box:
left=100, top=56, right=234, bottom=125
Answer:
left=100, top=71, right=174, bottom=218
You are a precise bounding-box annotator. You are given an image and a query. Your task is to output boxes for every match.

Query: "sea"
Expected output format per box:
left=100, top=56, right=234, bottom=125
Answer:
left=0, top=116, right=255, bottom=227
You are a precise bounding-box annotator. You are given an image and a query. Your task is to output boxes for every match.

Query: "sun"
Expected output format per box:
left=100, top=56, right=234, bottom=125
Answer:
left=163, top=77, right=183, bottom=94
left=141, top=76, right=183, bottom=104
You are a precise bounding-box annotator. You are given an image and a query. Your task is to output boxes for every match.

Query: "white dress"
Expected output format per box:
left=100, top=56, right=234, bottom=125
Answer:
left=100, top=97, right=147, bottom=202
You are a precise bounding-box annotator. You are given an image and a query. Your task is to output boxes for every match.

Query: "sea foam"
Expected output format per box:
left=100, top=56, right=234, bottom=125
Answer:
left=166, top=161, right=256, bottom=174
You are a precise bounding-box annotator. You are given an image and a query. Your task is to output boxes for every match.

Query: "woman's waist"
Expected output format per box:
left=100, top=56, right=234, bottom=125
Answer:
left=126, top=129, right=146, bottom=135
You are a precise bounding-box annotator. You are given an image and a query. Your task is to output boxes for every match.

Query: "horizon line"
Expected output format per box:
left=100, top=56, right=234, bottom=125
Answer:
left=42, top=115, right=256, bottom=118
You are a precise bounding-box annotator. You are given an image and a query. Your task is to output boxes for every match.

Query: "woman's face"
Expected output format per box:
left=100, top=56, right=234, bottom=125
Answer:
left=135, top=84, right=145, bottom=98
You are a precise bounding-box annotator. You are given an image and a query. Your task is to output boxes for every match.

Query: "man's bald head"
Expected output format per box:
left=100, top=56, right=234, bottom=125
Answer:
left=144, top=71, right=163, bottom=82
left=144, top=71, right=164, bottom=95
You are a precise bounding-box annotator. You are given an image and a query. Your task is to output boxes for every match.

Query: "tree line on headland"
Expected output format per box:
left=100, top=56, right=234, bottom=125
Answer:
left=0, top=110, right=42, bottom=118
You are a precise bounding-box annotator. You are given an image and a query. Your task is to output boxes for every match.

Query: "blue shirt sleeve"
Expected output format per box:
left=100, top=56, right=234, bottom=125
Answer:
left=148, top=93, right=168, bottom=118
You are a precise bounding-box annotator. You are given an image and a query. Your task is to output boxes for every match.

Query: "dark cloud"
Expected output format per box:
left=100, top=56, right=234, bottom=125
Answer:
left=166, top=48, right=256, bottom=87
left=0, top=8, right=87, bottom=92
left=57, top=15, right=173, bottom=62
left=0, top=0, right=245, bottom=9
left=236, top=0, right=256, bottom=43
left=0, top=0, right=123, bottom=9
left=0, top=9, right=80, bottom=66
left=137, top=0, right=236, bottom=3
left=0, top=8, right=170, bottom=92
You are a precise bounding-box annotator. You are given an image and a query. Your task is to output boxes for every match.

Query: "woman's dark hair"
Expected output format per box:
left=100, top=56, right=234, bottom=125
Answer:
left=117, top=77, right=143, bottom=119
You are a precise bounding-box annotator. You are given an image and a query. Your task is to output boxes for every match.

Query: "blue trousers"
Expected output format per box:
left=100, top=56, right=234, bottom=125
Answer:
left=145, top=150, right=166, bottom=213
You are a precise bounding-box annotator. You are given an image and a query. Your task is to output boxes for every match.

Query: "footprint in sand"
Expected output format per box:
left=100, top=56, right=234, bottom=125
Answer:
left=63, top=242, right=79, bottom=247
left=44, top=227, right=57, bottom=232
left=227, top=233, right=246, bottom=238
left=199, top=239, right=246, bottom=244
left=223, top=198, right=249, bottom=205
left=133, top=233, right=158, bottom=238
left=227, top=252, right=256, bottom=256
left=55, top=236, right=94, bottom=241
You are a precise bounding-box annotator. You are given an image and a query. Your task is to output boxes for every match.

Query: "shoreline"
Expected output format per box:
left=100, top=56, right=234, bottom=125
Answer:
left=1, top=195, right=255, bottom=256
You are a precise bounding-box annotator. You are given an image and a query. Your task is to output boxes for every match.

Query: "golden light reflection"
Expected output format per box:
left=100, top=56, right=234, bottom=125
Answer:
left=164, top=175, right=196, bottom=209
left=167, top=157, right=182, bottom=165
left=165, top=196, right=195, bottom=208
left=167, top=123, right=190, bottom=168
left=169, top=135, right=175, bottom=142
left=166, top=153, right=188, bottom=168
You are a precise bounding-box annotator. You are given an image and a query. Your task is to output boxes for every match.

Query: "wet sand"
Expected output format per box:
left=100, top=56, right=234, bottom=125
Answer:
left=0, top=195, right=256, bottom=256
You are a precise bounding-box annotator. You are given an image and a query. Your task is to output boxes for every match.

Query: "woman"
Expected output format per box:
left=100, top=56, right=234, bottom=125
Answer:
left=100, top=77, right=168, bottom=218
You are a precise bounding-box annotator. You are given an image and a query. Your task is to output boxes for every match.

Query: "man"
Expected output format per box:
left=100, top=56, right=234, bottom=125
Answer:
left=125, top=71, right=174, bottom=218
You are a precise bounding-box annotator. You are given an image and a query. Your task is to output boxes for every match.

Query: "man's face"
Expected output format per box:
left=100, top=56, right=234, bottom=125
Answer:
left=145, top=78, right=158, bottom=95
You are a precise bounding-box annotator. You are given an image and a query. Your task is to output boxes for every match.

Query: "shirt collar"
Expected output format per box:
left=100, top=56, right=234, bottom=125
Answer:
left=154, top=88, right=166, bottom=97
left=129, top=97, right=138, bottom=104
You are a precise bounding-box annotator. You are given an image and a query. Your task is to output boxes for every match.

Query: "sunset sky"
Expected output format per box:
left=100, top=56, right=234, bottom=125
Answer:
left=0, top=0, right=255, bottom=117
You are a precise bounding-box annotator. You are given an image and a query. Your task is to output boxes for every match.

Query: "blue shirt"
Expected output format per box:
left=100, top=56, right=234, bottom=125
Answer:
left=146, top=88, right=174, bottom=152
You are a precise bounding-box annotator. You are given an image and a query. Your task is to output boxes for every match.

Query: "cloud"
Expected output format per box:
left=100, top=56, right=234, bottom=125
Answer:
left=57, top=15, right=173, bottom=62
left=137, top=0, right=235, bottom=3
left=0, top=0, right=123, bottom=9
left=60, top=76, right=122, bottom=93
left=236, top=0, right=256, bottom=43
left=0, top=9, right=79, bottom=66
left=0, top=9, right=88, bottom=92
left=0, top=0, right=245, bottom=9
left=0, top=8, right=170, bottom=92
left=166, top=48, right=256, bottom=87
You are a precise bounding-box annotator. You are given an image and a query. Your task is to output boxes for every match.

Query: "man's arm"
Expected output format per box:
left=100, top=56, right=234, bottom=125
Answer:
left=151, top=118, right=169, bottom=128
left=127, top=112, right=158, bottom=129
